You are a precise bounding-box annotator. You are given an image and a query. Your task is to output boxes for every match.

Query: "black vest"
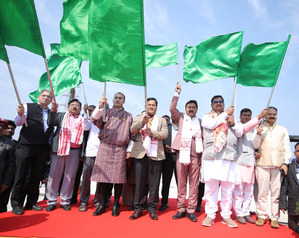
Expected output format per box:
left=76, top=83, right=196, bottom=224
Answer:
left=18, top=103, right=53, bottom=145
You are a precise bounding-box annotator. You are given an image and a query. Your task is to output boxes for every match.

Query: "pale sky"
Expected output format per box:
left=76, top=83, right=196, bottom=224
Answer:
left=0, top=0, right=298, bottom=153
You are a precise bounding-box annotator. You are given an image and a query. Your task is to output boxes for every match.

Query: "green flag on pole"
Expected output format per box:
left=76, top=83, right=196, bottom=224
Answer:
left=145, top=43, right=178, bottom=69
left=183, top=31, right=243, bottom=84
left=0, top=34, right=9, bottom=64
left=0, top=0, right=46, bottom=58
left=29, top=44, right=82, bottom=103
left=88, top=0, right=146, bottom=86
left=59, top=0, right=90, bottom=61
left=237, top=35, right=291, bottom=87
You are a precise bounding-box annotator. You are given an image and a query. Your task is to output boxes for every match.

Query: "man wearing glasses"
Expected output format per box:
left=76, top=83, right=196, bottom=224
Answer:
left=11, top=90, right=54, bottom=215
left=201, top=95, right=243, bottom=228
left=0, top=118, right=15, bottom=213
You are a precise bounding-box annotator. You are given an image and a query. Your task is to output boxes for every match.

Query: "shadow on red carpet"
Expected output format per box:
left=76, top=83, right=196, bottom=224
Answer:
left=0, top=197, right=297, bottom=238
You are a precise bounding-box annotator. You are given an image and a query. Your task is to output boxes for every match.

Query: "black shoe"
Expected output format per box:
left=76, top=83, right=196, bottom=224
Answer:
left=112, top=205, right=120, bottom=216
left=159, top=204, right=169, bottom=211
left=172, top=211, right=187, bottom=219
left=32, top=204, right=43, bottom=211
left=12, top=207, right=24, bottom=215
left=149, top=211, right=158, bottom=220
left=46, top=205, right=57, bottom=212
left=93, top=205, right=106, bottom=216
left=105, top=202, right=109, bottom=208
left=129, top=212, right=142, bottom=220
left=187, top=213, right=197, bottom=222
left=61, top=204, right=71, bottom=211
left=195, top=206, right=201, bottom=212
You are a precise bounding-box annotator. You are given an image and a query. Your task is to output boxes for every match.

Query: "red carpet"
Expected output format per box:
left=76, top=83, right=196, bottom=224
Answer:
left=0, top=197, right=297, bottom=238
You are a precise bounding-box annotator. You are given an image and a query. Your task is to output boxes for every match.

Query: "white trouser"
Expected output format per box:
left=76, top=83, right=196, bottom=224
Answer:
left=233, top=182, right=254, bottom=216
left=204, top=179, right=235, bottom=219
left=256, top=166, right=281, bottom=220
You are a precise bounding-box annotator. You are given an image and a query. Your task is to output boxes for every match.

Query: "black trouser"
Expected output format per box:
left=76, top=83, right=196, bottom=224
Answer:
left=0, top=179, right=14, bottom=213
left=71, top=160, right=83, bottom=204
left=11, top=144, right=50, bottom=208
left=288, top=214, right=299, bottom=234
left=134, top=155, right=162, bottom=213
left=161, top=153, right=177, bottom=205
left=197, top=182, right=205, bottom=207
left=98, top=183, right=122, bottom=207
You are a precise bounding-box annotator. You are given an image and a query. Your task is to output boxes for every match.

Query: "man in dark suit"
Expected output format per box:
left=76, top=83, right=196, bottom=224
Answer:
left=159, top=115, right=178, bottom=211
left=279, top=142, right=299, bottom=234
left=11, top=89, right=53, bottom=215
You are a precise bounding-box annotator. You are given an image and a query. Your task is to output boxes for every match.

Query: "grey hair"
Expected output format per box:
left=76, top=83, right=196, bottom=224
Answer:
left=39, top=89, right=53, bottom=98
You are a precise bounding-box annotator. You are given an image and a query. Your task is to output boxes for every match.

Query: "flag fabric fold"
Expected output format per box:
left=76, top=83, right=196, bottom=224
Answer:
left=145, top=43, right=178, bottom=69
left=88, top=0, right=146, bottom=86
left=29, top=44, right=82, bottom=102
left=0, top=34, right=9, bottom=64
left=0, top=0, right=46, bottom=58
left=183, top=31, right=243, bottom=84
left=237, top=35, right=291, bottom=87
left=59, top=0, right=91, bottom=61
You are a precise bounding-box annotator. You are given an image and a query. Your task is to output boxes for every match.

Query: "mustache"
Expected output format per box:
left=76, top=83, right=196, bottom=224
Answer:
left=269, top=117, right=275, bottom=119
left=189, top=110, right=194, bottom=113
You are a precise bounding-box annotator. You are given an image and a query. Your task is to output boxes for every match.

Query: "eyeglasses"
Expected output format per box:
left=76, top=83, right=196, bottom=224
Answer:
left=213, top=100, right=224, bottom=104
left=0, top=125, right=8, bottom=129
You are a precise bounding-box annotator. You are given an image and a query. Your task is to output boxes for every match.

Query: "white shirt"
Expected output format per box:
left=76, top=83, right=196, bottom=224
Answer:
left=82, top=113, right=100, bottom=157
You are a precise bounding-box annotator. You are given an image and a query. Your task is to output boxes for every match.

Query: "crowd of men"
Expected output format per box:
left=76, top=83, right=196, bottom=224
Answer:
left=0, top=84, right=298, bottom=233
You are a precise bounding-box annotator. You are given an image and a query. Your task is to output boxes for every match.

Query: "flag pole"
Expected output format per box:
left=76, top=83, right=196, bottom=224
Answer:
left=103, top=82, right=107, bottom=122
left=231, top=77, right=237, bottom=105
left=176, top=63, right=180, bottom=83
left=43, top=58, right=56, bottom=103
left=144, top=86, right=148, bottom=114
left=7, top=63, right=28, bottom=127
left=266, top=86, right=275, bottom=107
left=81, top=82, right=89, bottom=119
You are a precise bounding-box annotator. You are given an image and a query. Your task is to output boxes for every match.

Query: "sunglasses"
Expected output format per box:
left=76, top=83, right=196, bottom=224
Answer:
left=213, top=100, right=224, bottom=104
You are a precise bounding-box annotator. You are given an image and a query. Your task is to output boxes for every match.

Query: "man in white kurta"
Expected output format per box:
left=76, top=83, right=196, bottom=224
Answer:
left=201, top=95, right=243, bottom=228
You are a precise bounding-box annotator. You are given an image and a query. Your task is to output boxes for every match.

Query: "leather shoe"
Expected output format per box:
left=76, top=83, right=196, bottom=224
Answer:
left=32, top=204, right=43, bottom=211
left=128, top=204, right=134, bottom=211
left=188, top=213, right=197, bottom=222
left=93, top=205, right=106, bottom=216
left=172, top=211, right=186, bottom=219
left=129, top=212, right=142, bottom=220
left=112, top=205, right=120, bottom=216
left=12, top=207, right=24, bottom=215
left=61, top=204, right=71, bottom=211
left=46, top=205, right=56, bottom=212
left=159, top=204, right=169, bottom=211
left=149, top=212, right=158, bottom=220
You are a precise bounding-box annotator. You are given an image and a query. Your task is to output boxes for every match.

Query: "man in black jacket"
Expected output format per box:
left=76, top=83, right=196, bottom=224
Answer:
left=11, top=90, right=53, bottom=215
left=0, top=118, right=15, bottom=213
left=280, top=142, right=299, bottom=233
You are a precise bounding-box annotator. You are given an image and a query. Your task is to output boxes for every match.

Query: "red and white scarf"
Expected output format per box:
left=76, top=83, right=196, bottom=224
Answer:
left=179, top=114, right=203, bottom=164
left=209, top=111, right=228, bottom=153
left=141, top=113, right=159, bottom=158
left=58, top=112, right=84, bottom=156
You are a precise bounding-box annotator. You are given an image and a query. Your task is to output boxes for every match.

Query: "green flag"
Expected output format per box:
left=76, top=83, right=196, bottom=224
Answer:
left=237, top=35, right=291, bottom=87
left=29, top=44, right=82, bottom=102
left=145, top=43, right=178, bottom=69
left=59, top=0, right=90, bottom=61
left=183, top=31, right=243, bottom=84
left=0, top=0, right=46, bottom=58
left=89, top=0, right=146, bottom=86
left=0, top=34, right=9, bottom=64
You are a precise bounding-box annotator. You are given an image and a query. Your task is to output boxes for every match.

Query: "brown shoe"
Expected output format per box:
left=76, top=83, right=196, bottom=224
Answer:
left=149, top=211, right=158, bottom=220
left=256, top=217, right=265, bottom=226
left=129, top=212, right=142, bottom=220
left=271, top=220, right=279, bottom=229
left=236, top=216, right=246, bottom=224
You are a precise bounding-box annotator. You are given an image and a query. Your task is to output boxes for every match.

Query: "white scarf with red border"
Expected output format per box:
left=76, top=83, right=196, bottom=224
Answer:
left=179, top=114, right=203, bottom=164
left=58, top=112, right=84, bottom=156
left=141, top=113, right=159, bottom=158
